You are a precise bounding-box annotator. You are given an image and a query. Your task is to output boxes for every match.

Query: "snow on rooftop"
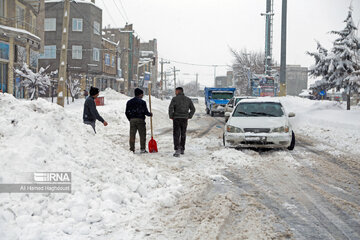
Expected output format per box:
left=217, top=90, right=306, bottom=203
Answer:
left=102, top=37, right=117, bottom=46
left=45, top=0, right=101, bottom=10
left=0, top=25, right=41, bottom=41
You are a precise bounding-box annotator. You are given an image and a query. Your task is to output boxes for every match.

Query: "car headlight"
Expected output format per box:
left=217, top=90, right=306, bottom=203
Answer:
left=272, top=126, right=289, bottom=133
left=226, top=125, right=244, bottom=133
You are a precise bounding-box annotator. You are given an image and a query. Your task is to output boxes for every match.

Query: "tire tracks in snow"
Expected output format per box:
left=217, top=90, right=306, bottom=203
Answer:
left=222, top=139, right=360, bottom=240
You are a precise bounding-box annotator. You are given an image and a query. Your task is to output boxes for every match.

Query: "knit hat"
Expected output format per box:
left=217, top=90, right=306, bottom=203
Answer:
left=134, top=88, right=143, bottom=97
left=89, top=86, right=99, bottom=96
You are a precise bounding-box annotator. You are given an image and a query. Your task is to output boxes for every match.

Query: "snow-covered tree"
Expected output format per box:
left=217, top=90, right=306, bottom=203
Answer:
left=307, top=7, right=360, bottom=109
left=14, top=63, right=57, bottom=100
left=307, top=42, right=334, bottom=92
left=66, top=76, right=81, bottom=102
left=328, top=7, right=360, bottom=109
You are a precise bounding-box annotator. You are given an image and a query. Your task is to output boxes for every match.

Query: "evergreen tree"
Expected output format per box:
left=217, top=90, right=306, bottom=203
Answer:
left=328, top=7, right=360, bottom=109
left=307, top=42, right=332, bottom=91
left=308, top=7, right=360, bottom=109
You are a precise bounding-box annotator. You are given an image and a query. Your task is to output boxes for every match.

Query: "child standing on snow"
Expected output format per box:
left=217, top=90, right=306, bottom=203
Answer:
left=83, top=86, right=108, bottom=133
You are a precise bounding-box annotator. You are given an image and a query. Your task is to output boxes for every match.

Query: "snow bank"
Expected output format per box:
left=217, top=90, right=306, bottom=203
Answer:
left=279, top=96, right=360, bottom=154
left=0, top=92, right=182, bottom=239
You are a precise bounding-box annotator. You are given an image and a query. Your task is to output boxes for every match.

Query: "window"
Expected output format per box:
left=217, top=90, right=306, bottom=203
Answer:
left=16, top=5, right=25, bottom=28
left=72, top=45, right=82, bottom=59
left=104, top=53, right=110, bottom=66
left=93, top=21, right=100, bottom=35
left=0, top=42, right=9, bottom=60
left=72, top=18, right=83, bottom=32
left=44, top=18, right=56, bottom=31
left=111, top=55, right=115, bottom=67
left=93, top=48, right=99, bottom=61
left=0, top=62, right=8, bottom=93
left=0, top=0, right=5, bottom=17
left=40, top=45, right=56, bottom=59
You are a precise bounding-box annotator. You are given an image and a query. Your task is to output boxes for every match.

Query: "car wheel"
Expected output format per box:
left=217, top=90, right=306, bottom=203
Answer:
left=287, top=131, right=295, bottom=151
left=206, top=108, right=210, bottom=114
left=223, top=133, right=226, bottom=146
left=211, top=110, right=214, bottom=117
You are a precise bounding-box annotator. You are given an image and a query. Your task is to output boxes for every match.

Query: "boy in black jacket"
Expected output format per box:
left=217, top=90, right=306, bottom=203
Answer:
left=125, top=88, right=152, bottom=153
left=83, top=86, right=108, bottom=133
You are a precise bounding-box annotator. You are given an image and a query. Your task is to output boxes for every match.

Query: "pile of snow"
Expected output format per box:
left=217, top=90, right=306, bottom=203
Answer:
left=280, top=96, right=360, bottom=154
left=0, top=92, right=182, bottom=239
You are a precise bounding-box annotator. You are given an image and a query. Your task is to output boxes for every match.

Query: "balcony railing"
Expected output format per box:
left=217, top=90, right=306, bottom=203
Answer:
left=0, top=16, right=38, bottom=37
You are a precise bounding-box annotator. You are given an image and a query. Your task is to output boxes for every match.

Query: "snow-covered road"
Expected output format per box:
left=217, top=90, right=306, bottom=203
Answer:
left=1, top=89, right=360, bottom=240
left=127, top=113, right=360, bottom=239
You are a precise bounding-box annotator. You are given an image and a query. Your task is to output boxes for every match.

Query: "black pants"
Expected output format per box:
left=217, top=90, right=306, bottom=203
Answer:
left=173, top=118, right=188, bottom=151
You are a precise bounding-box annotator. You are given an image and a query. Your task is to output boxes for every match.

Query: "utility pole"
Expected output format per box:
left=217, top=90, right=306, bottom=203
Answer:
left=57, top=0, right=71, bottom=107
left=279, top=0, right=287, bottom=96
left=173, top=66, right=180, bottom=90
left=261, top=0, right=274, bottom=76
left=160, top=58, right=170, bottom=91
left=213, top=65, right=217, bottom=83
left=195, top=73, right=199, bottom=95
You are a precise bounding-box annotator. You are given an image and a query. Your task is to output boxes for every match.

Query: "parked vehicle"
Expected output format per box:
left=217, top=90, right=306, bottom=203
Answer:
left=190, top=97, right=199, bottom=104
left=204, top=87, right=236, bottom=116
left=223, top=99, right=296, bottom=150
left=224, top=96, right=255, bottom=122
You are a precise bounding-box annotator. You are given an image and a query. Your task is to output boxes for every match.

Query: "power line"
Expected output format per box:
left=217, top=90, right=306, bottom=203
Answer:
left=160, top=57, right=229, bottom=68
left=112, top=0, right=127, bottom=23
left=100, top=0, right=118, bottom=27
left=117, top=0, right=130, bottom=22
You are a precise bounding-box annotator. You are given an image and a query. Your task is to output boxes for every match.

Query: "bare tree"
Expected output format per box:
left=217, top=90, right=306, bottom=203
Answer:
left=230, top=48, right=265, bottom=95
left=66, top=76, right=81, bottom=102
left=182, top=81, right=200, bottom=97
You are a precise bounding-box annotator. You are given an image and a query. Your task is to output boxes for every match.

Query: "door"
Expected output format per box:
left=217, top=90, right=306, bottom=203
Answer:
left=0, top=63, right=8, bottom=92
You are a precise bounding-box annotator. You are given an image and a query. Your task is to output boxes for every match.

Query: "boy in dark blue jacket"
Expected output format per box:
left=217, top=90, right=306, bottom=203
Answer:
left=83, top=86, right=108, bottom=133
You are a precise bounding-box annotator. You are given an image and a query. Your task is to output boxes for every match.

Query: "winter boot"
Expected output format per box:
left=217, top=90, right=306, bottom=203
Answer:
left=140, top=149, right=148, bottom=154
left=180, top=148, right=184, bottom=155
left=173, top=149, right=181, bottom=157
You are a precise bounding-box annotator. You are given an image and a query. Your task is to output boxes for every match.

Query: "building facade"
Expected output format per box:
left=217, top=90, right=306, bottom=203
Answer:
left=103, top=24, right=140, bottom=95
left=273, top=65, right=308, bottom=96
left=140, top=39, right=158, bottom=91
left=39, top=0, right=102, bottom=95
left=215, top=76, right=229, bottom=88
left=0, top=0, right=44, bottom=97
left=97, top=37, right=117, bottom=91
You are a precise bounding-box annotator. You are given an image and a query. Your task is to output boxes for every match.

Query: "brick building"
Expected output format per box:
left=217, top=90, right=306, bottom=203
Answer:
left=0, top=0, right=44, bottom=98
left=140, top=39, right=158, bottom=91
left=39, top=0, right=103, bottom=95
left=103, top=24, right=140, bottom=95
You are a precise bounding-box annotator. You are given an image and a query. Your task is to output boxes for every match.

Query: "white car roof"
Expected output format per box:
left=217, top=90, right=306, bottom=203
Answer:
left=234, top=96, right=254, bottom=99
left=239, top=98, right=281, bottom=103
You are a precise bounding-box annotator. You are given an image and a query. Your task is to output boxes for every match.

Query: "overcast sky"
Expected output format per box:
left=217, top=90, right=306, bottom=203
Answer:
left=94, top=0, right=360, bottom=87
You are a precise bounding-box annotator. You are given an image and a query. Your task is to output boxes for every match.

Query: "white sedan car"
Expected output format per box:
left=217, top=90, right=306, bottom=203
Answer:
left=223, top=99, right=296, bottom=150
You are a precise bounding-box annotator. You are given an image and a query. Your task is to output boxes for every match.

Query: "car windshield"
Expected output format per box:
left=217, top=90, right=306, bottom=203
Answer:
left=233, top=102, right=284, bottom=117
left=212, top=92, right=233, bottom=99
